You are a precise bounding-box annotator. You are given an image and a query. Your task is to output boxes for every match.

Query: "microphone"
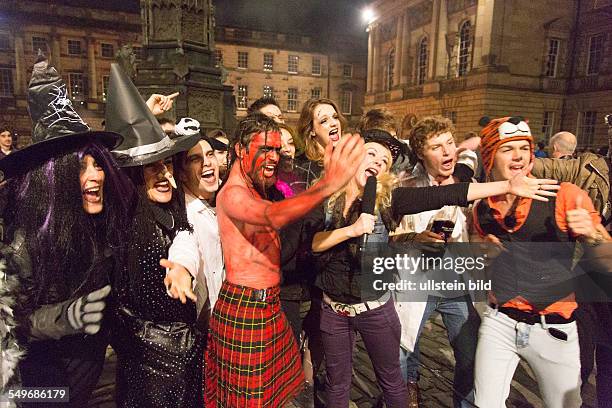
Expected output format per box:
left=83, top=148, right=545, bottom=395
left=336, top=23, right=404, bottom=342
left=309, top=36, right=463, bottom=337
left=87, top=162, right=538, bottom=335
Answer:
left=361, top=176, right=377, bottom=247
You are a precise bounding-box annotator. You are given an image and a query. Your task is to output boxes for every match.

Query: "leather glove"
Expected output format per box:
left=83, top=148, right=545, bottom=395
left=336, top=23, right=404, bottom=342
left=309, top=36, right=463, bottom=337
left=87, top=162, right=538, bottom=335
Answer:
left=28, top=285, right=111, bottom=341
left=66, top=285, right=111, bottom=335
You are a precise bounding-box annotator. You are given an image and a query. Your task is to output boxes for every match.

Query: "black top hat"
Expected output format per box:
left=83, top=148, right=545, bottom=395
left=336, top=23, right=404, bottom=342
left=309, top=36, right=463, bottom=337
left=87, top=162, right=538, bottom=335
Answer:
left=362, top=129, right=407, bottom=163
left=105, top=64, right=199, bottom=167
left=0, top=54, right=122, bottom=181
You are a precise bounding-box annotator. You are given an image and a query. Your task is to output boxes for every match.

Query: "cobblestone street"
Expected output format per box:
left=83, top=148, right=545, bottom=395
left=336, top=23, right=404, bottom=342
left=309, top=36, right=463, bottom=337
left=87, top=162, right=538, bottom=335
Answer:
left=88, top=309, right=598, bottom=408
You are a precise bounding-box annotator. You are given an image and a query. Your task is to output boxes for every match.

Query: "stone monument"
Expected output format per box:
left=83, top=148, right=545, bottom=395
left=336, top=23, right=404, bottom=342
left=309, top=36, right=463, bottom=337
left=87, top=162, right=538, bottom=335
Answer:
left=136, top=0, right=235, bottom=132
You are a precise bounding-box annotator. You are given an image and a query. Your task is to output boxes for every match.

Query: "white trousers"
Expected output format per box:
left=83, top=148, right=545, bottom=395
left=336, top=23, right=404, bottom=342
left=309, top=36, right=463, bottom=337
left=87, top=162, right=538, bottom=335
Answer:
left=474, top=306, right=581, bottom=408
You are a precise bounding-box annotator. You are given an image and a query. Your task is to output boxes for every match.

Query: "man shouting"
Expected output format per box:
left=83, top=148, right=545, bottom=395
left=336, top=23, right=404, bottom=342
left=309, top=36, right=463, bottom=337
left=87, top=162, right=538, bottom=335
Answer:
left=204, top=113, right=364, bottom=407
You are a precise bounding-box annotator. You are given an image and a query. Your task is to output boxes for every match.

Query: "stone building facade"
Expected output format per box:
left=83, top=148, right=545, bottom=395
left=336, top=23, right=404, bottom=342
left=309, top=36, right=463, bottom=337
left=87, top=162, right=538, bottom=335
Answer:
left=0, top=1, right=368, bottom=145
left=215, top=26, right=367, bottom=127
left=365, top=0, right=612, bottom=149
left=0, top=0, right=142, bottom=146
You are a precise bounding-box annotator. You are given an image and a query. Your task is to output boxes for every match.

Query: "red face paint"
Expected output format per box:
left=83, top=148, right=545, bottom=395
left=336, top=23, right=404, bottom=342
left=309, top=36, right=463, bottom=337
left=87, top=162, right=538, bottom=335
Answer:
left=241, top=130, right=282, bottom=188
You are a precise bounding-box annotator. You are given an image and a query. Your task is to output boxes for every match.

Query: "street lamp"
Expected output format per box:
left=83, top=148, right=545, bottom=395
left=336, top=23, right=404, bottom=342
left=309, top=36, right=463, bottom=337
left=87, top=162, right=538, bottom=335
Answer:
left=362, top=7, right=376, bottom=25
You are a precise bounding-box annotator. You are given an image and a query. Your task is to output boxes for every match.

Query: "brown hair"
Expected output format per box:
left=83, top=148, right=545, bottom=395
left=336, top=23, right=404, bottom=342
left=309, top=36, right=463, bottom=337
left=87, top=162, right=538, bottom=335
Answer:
left=278, top=122, right=303, bottom=155
left=399, top=113, right=418, bottom=141
left=297, top=98, right=347, bottom=162
left=358, top=108, right=398, bottom=135
left=410, top=116, right=455, bottom=157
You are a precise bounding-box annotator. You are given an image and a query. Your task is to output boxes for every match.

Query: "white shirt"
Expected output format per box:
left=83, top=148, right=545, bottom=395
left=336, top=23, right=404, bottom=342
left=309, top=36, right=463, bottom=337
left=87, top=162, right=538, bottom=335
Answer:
left=169, top=191, right=225, bottom=316
left=393, top=163, right=472, bottom=351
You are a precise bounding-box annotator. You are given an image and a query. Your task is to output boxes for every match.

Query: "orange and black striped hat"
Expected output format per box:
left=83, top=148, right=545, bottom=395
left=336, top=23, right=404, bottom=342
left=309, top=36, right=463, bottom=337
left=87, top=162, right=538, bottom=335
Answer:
left=479, top=116, right=534, bottom=173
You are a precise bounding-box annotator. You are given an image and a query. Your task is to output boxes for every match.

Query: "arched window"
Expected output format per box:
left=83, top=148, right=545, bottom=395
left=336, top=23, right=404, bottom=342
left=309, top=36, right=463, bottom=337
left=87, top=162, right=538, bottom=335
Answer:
left=458, top=21, right=472, bottom=76
left=386, top=49, right=395, bottom=91
left=417, top=37, right=428, bottom=85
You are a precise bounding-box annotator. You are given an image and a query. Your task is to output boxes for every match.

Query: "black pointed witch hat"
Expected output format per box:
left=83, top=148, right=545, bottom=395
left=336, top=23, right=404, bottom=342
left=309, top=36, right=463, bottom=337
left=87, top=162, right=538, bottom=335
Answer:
left=0, top=53, right=123, bottom=181
left=105, top=64, right=199, bottom=167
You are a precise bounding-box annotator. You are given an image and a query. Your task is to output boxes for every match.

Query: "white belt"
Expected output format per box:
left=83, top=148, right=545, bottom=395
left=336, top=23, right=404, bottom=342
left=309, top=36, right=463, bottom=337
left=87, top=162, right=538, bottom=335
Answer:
left=323, top=291, right=391, bottom=317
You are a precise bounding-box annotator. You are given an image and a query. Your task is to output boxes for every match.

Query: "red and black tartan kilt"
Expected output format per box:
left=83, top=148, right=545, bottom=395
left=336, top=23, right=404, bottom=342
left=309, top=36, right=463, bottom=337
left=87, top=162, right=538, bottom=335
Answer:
left=204, top=281, right=304, bottom=407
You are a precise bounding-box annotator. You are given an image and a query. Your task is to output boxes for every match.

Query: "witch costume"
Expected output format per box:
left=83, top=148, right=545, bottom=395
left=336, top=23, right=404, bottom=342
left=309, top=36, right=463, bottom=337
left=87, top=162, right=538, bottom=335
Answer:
left=0, top=55, right=133, bottom=407
left=105, top=64, right=204, bottom=407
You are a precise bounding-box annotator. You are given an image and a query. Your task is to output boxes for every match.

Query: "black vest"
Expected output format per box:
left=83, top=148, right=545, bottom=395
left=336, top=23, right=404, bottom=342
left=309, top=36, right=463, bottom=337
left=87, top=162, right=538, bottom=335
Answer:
left=475, top=197, right=576, bottom=309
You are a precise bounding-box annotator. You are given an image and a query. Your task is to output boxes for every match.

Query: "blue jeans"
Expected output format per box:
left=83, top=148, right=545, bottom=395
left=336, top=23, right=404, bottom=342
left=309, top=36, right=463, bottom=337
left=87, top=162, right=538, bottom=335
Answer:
left=399, top=295, right=480, bottom=408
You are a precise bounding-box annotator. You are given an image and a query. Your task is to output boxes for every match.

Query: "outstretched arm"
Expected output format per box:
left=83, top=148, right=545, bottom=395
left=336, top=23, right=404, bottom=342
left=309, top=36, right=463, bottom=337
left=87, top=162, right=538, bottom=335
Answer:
left=465, top=175, right=559, bottom=202
left=221, top=134, right=365, bottom=230
left=393, top=172, right=559, bottom=216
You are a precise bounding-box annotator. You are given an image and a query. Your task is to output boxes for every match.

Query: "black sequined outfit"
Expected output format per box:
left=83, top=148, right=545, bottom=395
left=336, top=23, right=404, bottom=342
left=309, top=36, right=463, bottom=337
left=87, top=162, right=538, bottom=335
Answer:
left=112, top=202, right=203, bottom=408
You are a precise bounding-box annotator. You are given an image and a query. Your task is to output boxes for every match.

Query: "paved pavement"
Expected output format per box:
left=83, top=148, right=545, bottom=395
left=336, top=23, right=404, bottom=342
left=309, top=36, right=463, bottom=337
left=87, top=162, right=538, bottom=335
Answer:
left=88, top=310, right=597, bottom=408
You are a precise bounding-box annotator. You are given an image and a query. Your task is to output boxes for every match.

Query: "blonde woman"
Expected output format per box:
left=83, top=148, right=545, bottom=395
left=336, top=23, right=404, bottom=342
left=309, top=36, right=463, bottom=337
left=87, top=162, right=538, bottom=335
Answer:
left=307, top=129, right=559, bottom=407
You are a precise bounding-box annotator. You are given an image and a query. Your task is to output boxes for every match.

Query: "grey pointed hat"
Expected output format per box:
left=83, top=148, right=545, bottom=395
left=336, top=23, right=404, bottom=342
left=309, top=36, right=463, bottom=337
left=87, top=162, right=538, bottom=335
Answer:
left=105, top=63, right=199, bottom=167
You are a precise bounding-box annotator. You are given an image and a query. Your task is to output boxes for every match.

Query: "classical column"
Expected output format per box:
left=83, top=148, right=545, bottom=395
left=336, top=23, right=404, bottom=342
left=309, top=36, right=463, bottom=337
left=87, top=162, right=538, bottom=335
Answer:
left=433, top=0, right=449, bottom=79
left=51, top=34, right=62, bottom=72
left=400, top=12, right=410, bottom=85
left=367, top=26, right=374, bottom=93
left=13, top=34, right=25, bottom=96
left=87, top=37, right=98, bottom=100
left=371, top=26, right=380, bottom=93
left=473, top=0, right=503, bottom=68
left=393, top=16, right=403, bottom=87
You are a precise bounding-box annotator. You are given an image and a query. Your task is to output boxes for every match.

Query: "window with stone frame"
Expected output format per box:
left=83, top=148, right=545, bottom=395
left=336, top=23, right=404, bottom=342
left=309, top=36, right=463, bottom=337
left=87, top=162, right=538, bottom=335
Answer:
left=102, top=75, right=110, bottom=101
left=288, top=55, right=299, bottom=74
left=215, top=49, right=223, bottom=67
left=0, top=68, right=14, bottom=97
left=544, top=39, right=560, bottom=78
left=68, top=72, right=86, bottom=101
left=132, top=46, right=143, bottom=61
left=587, top=34, right=605, bottom=75
left=238, top=51, right=249, bottom=69
left=386, top=49, right=395, bottom=91
left=340, top=91, right=352, bottom=115
left=312, top=56, right=321, bottom=75
left=457, top=21, right=472, bottom=77
left=443, top=110, right=457, bottom=124
left=287, top=87, right=298, bottom=111
left=237, top=85, right=248, bottom=109
left=263, top=53, right=274, bottom=71
left=343, top=64, right=353, bottom=78
left=0, top=32, right=9, bottom=50
left=311, top=87, right=321, bottom=99
left=542, top=111, right=555, bottom=141
left=417, top=37, right=428, bottom=85
left=101, top=43, right=114, bottom=58
left=577, top=111, right=597, bottom=146
left=67, top=39, right=82, bottom=56
left=32, top=36, right=48, bottom=53
left=263, top=85, right=274, bottom=99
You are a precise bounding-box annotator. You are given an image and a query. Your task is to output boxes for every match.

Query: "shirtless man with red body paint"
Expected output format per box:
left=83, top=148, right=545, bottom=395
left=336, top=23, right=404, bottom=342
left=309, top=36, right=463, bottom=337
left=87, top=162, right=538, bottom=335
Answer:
left=204, top=114, right=364, bottom=407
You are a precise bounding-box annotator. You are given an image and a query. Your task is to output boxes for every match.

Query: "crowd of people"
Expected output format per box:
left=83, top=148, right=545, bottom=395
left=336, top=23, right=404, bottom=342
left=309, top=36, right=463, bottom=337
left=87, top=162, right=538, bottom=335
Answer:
left=0, top=56, right=611, bottom=408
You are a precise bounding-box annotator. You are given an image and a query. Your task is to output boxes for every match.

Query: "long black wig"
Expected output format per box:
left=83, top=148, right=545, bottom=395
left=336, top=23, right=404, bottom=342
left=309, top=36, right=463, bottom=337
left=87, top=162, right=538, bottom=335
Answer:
left=5, top=141, right=136, bottom=309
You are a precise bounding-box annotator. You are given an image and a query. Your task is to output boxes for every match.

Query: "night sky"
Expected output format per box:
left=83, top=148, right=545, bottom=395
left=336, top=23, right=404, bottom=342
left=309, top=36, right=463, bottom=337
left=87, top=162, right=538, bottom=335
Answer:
left=54, top=0, right=370, bottom=39
left=214, top=0, right=370, bottom=38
